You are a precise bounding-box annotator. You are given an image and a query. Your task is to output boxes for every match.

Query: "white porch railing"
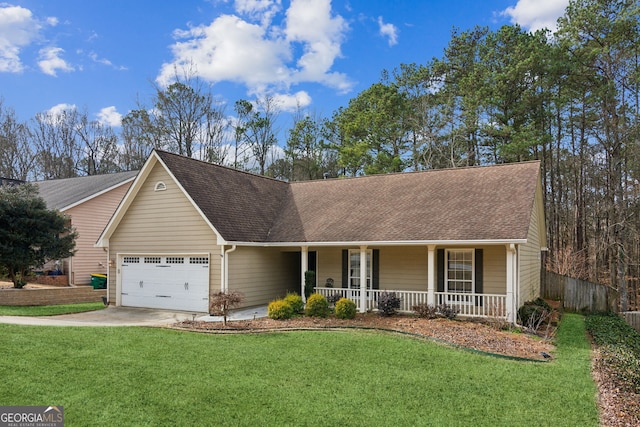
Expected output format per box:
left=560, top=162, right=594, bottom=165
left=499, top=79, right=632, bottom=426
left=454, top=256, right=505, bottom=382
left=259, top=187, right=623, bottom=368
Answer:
left=314, top=287, right=507, bottom=319
left=435, top=292, right=507, bottom=318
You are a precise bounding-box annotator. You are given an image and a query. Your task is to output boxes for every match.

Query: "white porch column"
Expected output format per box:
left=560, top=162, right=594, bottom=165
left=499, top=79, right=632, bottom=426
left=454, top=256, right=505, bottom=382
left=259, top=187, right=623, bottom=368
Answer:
left=301, top=246, right=308, bottom=302
left=359, top=245, right=367, bottom=313
left=427, top=245, right=436, bottom=306
left=506, top=244, right=517, bottom=323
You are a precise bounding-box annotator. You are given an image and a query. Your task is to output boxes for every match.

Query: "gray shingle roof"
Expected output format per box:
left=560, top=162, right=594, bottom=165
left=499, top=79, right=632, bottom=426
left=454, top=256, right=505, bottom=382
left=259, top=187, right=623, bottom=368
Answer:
left=34, top=171, right=138, bottom=211
left=156, top=150, right=540, bottom=244
left=156, top=151, right=290, bottom=242
left=270, top=162, right=540, bottom=242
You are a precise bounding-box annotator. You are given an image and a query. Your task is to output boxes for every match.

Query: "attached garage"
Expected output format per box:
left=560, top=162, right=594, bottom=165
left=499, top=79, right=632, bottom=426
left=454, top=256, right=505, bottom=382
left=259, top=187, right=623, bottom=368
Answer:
left=120, top=254, right=210, bottom=312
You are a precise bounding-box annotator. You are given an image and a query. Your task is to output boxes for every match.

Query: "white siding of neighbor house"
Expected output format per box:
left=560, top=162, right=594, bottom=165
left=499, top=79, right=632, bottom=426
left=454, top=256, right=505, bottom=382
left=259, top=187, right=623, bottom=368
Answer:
left=65, top=182, right=131, bottom=285
left=518, top=179, right=547, bottom=306
left=227, top=246, right=299, bottom=308
left=107, top=163, right=221, bottom=304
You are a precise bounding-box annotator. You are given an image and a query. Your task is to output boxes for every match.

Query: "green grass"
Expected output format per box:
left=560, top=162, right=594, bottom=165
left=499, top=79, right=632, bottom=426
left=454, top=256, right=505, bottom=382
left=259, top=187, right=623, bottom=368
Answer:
left=0, top=314, right=598, bottom=426
left=0, top=302, right=106, bottom=316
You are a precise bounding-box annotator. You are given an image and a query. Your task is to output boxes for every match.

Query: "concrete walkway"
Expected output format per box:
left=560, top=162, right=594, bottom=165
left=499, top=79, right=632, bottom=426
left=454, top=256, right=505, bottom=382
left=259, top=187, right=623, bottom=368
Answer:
left=0, top=305, right=268, bottom=327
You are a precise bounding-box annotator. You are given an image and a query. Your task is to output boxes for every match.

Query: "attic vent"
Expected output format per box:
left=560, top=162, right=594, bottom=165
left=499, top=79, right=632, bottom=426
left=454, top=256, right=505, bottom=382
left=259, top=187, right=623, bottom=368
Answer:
left=154, top=181, right=167, bottom=192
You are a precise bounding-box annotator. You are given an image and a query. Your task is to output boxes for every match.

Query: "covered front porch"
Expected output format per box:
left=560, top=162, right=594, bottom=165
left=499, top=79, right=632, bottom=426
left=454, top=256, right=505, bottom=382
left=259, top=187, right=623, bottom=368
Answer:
left=298, top=243, right=519, bottom=322
left=313, top=288, right=508, bottom=318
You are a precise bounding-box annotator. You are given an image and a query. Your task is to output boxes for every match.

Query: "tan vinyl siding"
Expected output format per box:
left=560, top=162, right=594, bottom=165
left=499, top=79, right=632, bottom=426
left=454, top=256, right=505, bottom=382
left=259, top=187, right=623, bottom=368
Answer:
left=227, top=246, right=299, bottom=307
left=315, top=247, right=343, bottom=288
left=65, top=182, right=131, bottom=285
left=480, top=245, right=506, bottom=294
left=107, top=163, right=221, bottom=303
left=518, top=180, right=546, bottom=306
left=379, top=246, right=427, bottom=291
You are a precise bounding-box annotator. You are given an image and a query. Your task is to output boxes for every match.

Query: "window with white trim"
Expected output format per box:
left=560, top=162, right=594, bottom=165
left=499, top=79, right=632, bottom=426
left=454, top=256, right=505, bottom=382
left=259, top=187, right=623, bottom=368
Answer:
left=154, top=181, right=167, bottom=191
left=348, top=249, right=372, bottom=289
left=446, top=249, right=474, bottom=294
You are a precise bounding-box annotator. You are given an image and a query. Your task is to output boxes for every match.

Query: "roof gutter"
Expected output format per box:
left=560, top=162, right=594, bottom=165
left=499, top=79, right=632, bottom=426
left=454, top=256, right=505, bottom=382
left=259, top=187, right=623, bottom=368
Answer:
left=221, top=245, right=237, bottom=293
left=218, top=239, right=528, bottom=247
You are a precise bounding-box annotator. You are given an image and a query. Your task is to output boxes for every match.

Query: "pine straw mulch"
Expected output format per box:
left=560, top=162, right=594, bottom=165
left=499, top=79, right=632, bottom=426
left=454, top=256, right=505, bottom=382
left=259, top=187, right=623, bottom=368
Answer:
left=175, top=313, right=555, bottom=361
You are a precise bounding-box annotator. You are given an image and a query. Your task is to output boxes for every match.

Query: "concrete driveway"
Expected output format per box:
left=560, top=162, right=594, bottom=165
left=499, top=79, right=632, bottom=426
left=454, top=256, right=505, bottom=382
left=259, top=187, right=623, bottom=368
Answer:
left=0, top=305, right=268, bottom=327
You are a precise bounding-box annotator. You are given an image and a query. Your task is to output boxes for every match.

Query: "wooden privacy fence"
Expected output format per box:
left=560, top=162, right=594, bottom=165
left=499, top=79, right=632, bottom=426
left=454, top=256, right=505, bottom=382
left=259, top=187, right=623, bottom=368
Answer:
left=622, top=312, right=640, bottom=333
left=541, top=270, right=616, bottom=313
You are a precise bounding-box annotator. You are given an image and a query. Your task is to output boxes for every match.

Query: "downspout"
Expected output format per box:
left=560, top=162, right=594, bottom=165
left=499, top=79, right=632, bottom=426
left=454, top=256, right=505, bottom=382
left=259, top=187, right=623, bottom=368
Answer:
left=223, top=245, right=237, bottom=293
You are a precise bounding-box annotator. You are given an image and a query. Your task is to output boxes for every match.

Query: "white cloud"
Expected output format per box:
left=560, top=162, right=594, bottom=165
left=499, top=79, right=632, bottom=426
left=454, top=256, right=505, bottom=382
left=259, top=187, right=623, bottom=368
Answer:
left=285, top=0, right=351, bottom=91
left=0, top=5, right=41, bottom=72
left=37, top=46, right=74, bottom=76
left=157, top=0, right=352, bottom=99
left=96, top=106, right=122, bottom=127
left=377, top=16, right=398, bottom=46
left=501, top=0, right=569, bottom=33
left=47, top=103, right=77, bottom=117
left=89, top=51, right=127, bottom=70
left=234, top=0, right=281, bottom=27
left=271, top=91, right=311, bottom=112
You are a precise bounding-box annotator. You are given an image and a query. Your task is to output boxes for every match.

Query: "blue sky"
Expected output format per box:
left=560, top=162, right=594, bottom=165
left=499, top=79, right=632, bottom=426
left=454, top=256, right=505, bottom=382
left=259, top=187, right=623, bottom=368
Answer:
left=0, top=0, right=569, bottom=129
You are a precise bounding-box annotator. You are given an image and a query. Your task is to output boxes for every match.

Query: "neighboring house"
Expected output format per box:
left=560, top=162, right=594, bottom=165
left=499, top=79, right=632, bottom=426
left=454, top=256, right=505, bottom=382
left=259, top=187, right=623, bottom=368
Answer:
left=34, top=171, right=137, bottom=285
left=97, top=150, right=546, bottom=322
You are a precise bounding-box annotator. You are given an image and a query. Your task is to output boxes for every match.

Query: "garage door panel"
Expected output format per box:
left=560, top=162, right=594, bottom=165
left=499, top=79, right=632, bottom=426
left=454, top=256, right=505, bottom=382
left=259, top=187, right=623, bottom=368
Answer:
left=121, top=255, right=209, bottom=312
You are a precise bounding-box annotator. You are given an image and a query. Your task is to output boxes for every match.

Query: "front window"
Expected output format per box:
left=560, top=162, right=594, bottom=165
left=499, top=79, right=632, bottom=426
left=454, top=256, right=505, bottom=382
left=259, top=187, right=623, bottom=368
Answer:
left=349, top=250, right=372, bottom=289
left=446, top=249, right=474, bottom=293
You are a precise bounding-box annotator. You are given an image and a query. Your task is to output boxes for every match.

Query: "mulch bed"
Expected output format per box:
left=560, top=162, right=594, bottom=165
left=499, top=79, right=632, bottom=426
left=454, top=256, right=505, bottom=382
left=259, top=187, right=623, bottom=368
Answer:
left=592, top=347, right=640, bottom=426
left=176, top=313, right=555, bottom=361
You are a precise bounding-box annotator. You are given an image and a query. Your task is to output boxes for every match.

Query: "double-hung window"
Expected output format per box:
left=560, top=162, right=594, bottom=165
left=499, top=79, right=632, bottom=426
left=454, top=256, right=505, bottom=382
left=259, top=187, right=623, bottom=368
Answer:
left=446, top=249, right=474, bottom=302
left=348, top=249, right=372, bottom=289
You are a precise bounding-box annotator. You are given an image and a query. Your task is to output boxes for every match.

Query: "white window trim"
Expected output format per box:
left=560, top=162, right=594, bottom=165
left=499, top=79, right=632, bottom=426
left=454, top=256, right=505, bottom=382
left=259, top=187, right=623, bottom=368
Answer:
left=445, top=248, right=475, bottom=304
left=348, top=249, right=372, bottom=289
left=154, top=181, right=167, bottom=191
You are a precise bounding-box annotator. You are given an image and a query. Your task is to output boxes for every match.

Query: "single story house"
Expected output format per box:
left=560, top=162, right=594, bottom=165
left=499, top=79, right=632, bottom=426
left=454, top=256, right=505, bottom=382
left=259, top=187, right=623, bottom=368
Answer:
left=97, top=150, right=546, bottom=322
left=35, top=171, right=137, bottom=285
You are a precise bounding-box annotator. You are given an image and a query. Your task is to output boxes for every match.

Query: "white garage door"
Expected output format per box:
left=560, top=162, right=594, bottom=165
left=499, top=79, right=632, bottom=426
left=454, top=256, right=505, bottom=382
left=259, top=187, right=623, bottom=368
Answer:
left=121, top=255, right=210, bottom=312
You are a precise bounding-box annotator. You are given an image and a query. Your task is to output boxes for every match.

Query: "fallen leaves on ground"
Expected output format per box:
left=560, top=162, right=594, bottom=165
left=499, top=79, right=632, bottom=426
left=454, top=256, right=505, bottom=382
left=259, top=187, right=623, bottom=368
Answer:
left=177, top=313, right=554, bottom=361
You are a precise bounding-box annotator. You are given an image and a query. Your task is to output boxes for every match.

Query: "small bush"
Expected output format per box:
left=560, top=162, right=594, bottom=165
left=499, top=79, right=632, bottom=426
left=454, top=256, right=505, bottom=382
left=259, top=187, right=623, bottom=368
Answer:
left=518, top=298, right=552, bottom=328
left=209, top=291, right=244, bottom=325
left=412, top=303, right=459, bottom=320
left=305, top=293, right=329, bottom=318
left=437, top=304, right=459, bottom=320
left=268, top=299, right=294, bottom=320
left=326, top=293, right=342, bottom=305
left=304, top=270, right=316, bottom=299
left=412, top=303, right=439, bottom=319
left=335, top=298, right=357, bottom=319
left=378, top=292, right=401, bottom=316
left=283, top=292, right=304, bottom=314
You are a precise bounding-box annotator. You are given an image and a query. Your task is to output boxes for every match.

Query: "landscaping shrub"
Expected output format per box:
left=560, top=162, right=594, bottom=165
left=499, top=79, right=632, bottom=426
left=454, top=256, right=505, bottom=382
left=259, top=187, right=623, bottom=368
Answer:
left=283, top=292, right=304, bottom=314
left=209, top=291, right=244, bottom=325
left=334, top=298, right=357, bottom=319
left=586, top=312, right=640, bottom=392
left=437, top=304, right=459, bottom=320
left=326, top=293, right=342, bottom=305
left=305, top=293, right=329, bottom=318
left=304, top=270, right=316, bottom=299
left=412, top=303, right=459, bottom=320
left=268, top=299, right=294, bottom=320
left=377, top=292, right=401, bottom=316
left=518, top=298, right=552, bottom=328
left=412, top=303, right=439, bottom=319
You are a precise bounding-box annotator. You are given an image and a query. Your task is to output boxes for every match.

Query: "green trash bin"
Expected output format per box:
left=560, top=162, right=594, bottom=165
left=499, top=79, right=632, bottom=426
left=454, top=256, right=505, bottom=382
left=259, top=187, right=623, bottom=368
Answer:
left=91, top=274, right=107, bottom=289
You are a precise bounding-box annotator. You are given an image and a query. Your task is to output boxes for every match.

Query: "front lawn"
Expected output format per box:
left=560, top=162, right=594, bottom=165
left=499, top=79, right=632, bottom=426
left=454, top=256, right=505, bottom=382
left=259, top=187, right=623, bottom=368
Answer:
left=0, top=302, right=106, bottom=316
left=0, top=314, right=597, bottom=426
